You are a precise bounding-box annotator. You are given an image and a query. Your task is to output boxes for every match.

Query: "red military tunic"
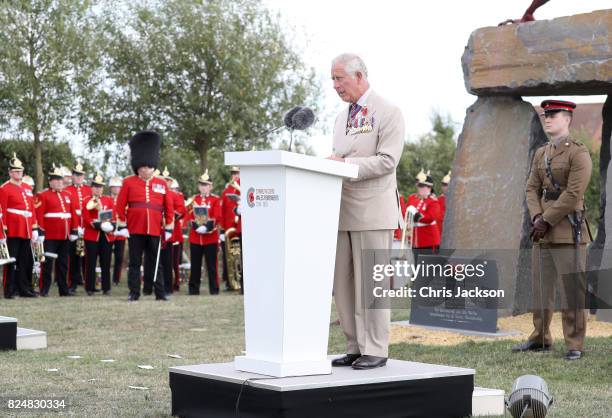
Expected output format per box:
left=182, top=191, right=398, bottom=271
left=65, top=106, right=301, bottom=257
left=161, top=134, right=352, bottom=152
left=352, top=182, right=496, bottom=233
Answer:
left=437, top=194, right=446, bottom=237
left=0, top=180, right=37, bottom=239
left=220, top=181, right=241, bottom=234
left=65, top=184, right=92, bottom=228
left=405, top=193, right=441, bottom=249
left=115, top=175, right=174, bottom=236
left=171, top=191, right=186, bottom=244
left=35, top=189, right=78, bottom=240
left=188, top=194, right=221, bottom=246
left=82, top=195, right=115, bottom=243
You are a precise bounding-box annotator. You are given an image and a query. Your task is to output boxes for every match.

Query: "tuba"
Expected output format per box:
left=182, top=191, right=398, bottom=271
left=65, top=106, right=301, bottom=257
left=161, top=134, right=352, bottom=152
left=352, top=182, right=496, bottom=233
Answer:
left=76, top=236, right=85, bottom=257
left=0, top=241, right=16, bottom=266
left=224, top=227, right=242, bottom=291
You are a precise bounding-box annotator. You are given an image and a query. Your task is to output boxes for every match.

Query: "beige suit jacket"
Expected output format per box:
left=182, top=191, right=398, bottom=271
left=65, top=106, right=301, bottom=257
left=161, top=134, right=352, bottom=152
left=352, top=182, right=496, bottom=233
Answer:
left=333, top=90, right=405, bottom=231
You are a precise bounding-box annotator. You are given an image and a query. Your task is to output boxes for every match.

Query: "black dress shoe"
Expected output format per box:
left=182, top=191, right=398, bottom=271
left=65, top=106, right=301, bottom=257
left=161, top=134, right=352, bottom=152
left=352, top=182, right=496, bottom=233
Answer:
left=332, top=354, right=361, bottom=367
left=20, top=291, right=38, bottom=298
left=86, top=291, right=94, bottom=296
left=4, top=294, right=15, bottom=299
left=143, top=290, right=152, bottom=296
left=128, top=293, right=139, bottom=301
left=103, top=290, right=111, bottom=296
left=352, top=355, right=387, bottom=370
left=564, top=350, right=582, bottom=360
left=512, top=340, right=551, bottom=352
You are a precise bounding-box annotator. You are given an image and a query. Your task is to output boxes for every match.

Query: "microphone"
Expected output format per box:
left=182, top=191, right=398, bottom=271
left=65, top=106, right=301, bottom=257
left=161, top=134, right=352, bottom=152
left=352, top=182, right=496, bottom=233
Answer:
left=291, top=107, right=315, bottom=131
left=285, top=106, right=315, bottom=152
left=284, top=106, right=303, bottom=129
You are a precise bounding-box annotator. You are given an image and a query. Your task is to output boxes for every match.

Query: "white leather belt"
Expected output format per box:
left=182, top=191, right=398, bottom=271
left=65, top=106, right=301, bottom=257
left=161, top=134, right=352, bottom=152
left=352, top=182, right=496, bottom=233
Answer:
left=414, top=220, right=437, bottom=228
left=7, top=208, right=32, bottom=217
left=44, top=212, right=71, bottom=219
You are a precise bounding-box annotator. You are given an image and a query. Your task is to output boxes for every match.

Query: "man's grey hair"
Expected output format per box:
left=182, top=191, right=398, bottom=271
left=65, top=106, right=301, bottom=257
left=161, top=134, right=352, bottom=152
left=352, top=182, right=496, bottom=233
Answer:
left=332, top=53, right=368, bottom=78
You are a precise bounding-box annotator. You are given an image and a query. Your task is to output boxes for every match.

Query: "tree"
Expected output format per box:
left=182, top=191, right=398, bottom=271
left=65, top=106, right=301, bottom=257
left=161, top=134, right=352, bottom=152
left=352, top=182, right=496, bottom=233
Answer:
left=0, top=139, right=85, bottom=188
left=397, top=112, right=457, bottom=196
left=0, top=0, right=100, bottom=191
left=83, top=0, right=320, bottom=174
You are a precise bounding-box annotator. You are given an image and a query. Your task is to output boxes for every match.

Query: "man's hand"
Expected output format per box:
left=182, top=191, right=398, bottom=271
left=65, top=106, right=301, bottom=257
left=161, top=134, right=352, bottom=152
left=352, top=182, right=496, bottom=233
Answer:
left=326, top=155, right=345, bottom=162
left=196, top=225, right=208, bottom=234
left=100, top=221, right=114, bottom=233
left=531, top=215, right=549, bottom=242
left=164, top=229, right=173, bottom=241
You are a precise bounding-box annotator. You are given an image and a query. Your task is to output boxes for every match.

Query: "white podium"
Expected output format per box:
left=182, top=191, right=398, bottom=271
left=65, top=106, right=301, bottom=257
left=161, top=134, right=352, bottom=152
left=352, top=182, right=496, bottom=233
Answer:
left=225, top=150, right=358, bottom=377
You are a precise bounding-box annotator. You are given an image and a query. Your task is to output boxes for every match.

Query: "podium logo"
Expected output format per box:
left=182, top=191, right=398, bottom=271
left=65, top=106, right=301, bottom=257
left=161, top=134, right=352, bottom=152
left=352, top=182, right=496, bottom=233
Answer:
left=247, top=187, right=256, bottom=208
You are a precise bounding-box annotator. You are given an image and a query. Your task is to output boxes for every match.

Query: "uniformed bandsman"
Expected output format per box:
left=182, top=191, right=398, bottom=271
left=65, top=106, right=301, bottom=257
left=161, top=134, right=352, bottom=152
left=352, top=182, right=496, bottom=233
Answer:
left=109, top=176, right=125, bottom=285
left=159, top=168, right=185, bottom=294
left=404, top=170, right=441, bottom=251
left=220, top=166, right=242, bottom=292
left=35, top=164, right=78, bottom=297
left=82, top=174, right=115, bottom=295
left=514, top=100, right=592, bottom=361
left=65, top=160, right=92, bottom=292
left=169, top=178, right=186, bottom=292
left=438, top=171, right=451, bottom=238
left=0, top=154, right=39, bottom=298
left=115, top=131, right=174, bottom=301
left=187, top=170, right=221, bottom=295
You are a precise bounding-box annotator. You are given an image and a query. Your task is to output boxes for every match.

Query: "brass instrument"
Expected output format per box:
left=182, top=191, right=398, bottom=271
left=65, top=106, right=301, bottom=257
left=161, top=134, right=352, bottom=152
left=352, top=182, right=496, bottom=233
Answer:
left=224, top=227, right=242, bottom=291
left=86, top=195, right=103, bottom=211
left=0, top=241, right=16, bottom=266
left=32, top=239, right=46, bottom=264
left=76, top=236, right=85, bottom=257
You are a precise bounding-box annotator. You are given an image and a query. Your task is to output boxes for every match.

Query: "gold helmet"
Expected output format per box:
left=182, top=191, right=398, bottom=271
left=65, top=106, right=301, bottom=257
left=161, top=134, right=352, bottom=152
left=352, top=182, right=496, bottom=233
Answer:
left=230, top=166, right=240, bottom=174
left=48, top=163, right=63, bottom=179
left=91, top=172, right=105, bottom=187
left=72, top=159, right=85, bottom=175
left=198, top=169, right=212, bottom=185
left=416, top=169, right=433, bottom=187
left=162, top=166, right=171, bottom=179
left=442, top=171, right=451, bottom=185
left=9, top=153, right=24, bottom=171
left=60, top=166, right=72, bottom=177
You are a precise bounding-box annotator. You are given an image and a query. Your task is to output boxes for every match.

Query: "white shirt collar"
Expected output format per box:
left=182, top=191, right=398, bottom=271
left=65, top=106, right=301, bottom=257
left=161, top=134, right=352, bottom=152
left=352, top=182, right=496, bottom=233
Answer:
left=356, top=87, right=372, bottom=107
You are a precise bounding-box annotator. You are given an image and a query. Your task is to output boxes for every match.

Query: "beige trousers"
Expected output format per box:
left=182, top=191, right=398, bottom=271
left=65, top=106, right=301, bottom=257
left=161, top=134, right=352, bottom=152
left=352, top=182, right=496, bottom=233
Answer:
left=333, top=230, right=392, bottom=358
left=529, top=242, right=587, bottom=351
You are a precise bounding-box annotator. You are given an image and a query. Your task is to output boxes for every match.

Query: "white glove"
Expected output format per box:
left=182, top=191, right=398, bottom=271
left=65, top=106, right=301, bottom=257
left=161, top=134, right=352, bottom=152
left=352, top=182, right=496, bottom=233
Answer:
left=114, top=229, right=129, bottom=238
left=38, top=235, right=45, bottom=244
left=406, top=205, right=418, bottom=216
left=164, top=231, right=172, bottom=241
left=0, top=238, right=6, bottom=245
left=235, top=206, right=241, bottom=216
left=77, top=227, right=85, bottom=237
left=69, top=234, right=79, bottom=242
left=100, top=221, right=113, bottom=233
left=32, top=230, right=39, bottom=242
left=219, top=233, right=225, bottom=242
left=196, top=225, right=208, bottom=234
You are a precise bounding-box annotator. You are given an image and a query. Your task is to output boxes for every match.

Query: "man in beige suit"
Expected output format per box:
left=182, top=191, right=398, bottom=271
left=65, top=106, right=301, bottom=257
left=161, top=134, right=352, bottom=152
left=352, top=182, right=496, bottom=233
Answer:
left=327, top=53, right=405, bottom=369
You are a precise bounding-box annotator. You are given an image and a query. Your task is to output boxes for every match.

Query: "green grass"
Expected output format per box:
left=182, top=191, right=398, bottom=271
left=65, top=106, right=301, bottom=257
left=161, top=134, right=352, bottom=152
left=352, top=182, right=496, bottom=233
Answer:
left=1, top=283, right=610, bottom=417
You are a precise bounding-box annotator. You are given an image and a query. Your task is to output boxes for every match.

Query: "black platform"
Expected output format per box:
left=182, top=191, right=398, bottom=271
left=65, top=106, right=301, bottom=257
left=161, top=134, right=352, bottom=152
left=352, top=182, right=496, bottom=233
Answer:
left=169, top=358, right=474, bottom=417
left=0, top=316, right=17, bottom=350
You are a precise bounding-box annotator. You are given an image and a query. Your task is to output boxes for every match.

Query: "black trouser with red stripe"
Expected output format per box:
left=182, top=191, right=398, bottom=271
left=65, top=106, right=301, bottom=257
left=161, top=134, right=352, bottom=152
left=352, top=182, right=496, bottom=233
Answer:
left=189, top=243, right=219, bottom=295
left=3, top=237, right=34, bottom=297
left=160, top=244, right=174, bottom=294
left=68, top=240, right=85, bottom=290
left=112, top=240, right=125, bottom=284
left=85, top=234, right=112, bottom=293
left=41, top=239, right=70, bottom=296
left=127, top=234, right=165, bottom=298
left=172, top=242, right=182, bottom=290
